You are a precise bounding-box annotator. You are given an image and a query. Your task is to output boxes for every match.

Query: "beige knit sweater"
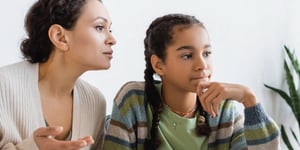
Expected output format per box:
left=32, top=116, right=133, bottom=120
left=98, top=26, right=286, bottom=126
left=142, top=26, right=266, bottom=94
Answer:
left=0, top=61, right=106, bottom=150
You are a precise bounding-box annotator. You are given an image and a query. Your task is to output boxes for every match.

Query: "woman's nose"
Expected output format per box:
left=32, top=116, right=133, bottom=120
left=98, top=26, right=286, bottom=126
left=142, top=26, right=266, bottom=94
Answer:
left=106, top=32, right=116, bottom=46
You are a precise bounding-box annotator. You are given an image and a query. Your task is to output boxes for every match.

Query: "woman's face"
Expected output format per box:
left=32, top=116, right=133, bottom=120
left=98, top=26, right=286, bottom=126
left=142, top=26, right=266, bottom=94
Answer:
left=65, top=0, right=116, bottom=71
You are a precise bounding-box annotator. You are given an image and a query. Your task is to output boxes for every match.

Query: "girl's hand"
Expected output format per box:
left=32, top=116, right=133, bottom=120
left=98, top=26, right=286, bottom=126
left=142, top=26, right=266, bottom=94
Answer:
left=33, top=126, right=94, bottom=150
left=197, top=81, right=258, bottom=117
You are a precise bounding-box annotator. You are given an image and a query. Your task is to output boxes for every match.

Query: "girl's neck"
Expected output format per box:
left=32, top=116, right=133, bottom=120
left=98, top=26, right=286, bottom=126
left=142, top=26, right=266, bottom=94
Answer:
left=161, top=85, right=197, bottom=117
left=164, top=102, right=197, bottom=117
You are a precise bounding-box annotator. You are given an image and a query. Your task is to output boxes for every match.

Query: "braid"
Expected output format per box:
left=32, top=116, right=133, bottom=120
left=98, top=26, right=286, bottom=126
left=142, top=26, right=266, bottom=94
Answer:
left=144, top=66, right=163, bottom=149
left=144, top=25, right=163, bottom=149
left=196, top=98, right=211, bottom=136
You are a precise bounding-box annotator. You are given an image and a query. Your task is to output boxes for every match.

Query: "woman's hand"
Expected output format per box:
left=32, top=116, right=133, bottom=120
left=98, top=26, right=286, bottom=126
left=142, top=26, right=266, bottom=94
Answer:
left=197, top=81, right=258, bottom=117
left=33, top=126, right=94, bottom=150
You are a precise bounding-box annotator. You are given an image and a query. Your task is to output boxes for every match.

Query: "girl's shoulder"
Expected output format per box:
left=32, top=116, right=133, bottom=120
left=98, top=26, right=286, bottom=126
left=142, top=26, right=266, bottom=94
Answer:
left=119, top=81, right=145, bottom=92
left=114, top=81, right=146, bottom=107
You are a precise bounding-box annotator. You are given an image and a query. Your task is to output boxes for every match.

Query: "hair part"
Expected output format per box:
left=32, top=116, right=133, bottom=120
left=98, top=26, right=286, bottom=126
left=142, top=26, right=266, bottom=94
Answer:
left=143, top=13, right=210, bottom=149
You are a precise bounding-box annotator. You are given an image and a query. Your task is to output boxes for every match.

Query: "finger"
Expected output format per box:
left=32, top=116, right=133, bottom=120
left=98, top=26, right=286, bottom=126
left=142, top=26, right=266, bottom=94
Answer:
left=197, top=81, right=210, bottom=96
left=206, top=90, right=220, bottom=117
left=35, top=137, right=89, bottom=150
left=57, top=139, right=88, bottom=150
left=210, top=103, right=216, bottom=118
left=200, top=82, right=219, bottom=101
left=199, top=88, right=217, bottom=114
left=34, top=126, right=63, bottom=138
left=198, top=95, right=209, bottom=114
left=197, top=84, right=210, bottom=112
left=79, top=136, right=94, bottom=145
left=212, top=92, right=227, bottom=117
left=211, top=100, right=218, bottom=118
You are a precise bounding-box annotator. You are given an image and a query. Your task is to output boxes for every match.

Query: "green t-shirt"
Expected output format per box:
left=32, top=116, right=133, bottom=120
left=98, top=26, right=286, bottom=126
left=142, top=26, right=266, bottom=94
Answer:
left=148, top=105, right=208, bottom=150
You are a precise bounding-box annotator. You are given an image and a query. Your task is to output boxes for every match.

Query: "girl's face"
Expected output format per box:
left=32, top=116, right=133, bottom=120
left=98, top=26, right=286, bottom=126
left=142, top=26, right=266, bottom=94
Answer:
left=65, top=0, right=116, bottom=71
left=160, top=24, right=212, bottom=93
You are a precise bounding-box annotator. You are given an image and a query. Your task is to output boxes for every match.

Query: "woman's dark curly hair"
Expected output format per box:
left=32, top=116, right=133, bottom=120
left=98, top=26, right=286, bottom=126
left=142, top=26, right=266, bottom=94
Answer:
left=20, top=0, right=102, bottom=63
left=144, top=13, right=211, bottom=149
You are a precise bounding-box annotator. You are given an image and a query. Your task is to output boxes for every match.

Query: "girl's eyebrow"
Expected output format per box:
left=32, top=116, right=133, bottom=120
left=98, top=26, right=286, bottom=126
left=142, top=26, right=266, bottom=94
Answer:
left=176, top=44, right=211, bottom=51
left=176, top=45, right=194, bottom=51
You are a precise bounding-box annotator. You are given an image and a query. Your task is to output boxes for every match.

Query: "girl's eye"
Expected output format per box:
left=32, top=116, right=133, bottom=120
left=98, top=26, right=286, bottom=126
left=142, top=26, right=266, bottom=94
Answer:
left=95, top=25, right=104, bottom=31
left=203, top=51, right=212, bottom=57
left=182, top=54, right=192, bottom=60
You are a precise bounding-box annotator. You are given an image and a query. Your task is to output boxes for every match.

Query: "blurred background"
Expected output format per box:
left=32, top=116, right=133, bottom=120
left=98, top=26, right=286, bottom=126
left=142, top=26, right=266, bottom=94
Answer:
left=0, top=0, right=299, bottom=149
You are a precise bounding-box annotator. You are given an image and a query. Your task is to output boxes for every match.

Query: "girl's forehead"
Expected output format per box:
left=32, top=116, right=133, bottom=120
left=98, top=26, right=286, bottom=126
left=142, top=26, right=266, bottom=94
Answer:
left=171, top=25, right=205, bottom=39
left=172, top=24, right=201, bottom=33
left=167, top=26, right=210, bottom=49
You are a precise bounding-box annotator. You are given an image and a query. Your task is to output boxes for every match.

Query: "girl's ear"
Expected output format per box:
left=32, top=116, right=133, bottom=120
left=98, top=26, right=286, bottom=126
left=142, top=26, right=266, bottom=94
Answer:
left=48, top=24, right=69, bottom=52
left=151, top=54, right=165, bottom=76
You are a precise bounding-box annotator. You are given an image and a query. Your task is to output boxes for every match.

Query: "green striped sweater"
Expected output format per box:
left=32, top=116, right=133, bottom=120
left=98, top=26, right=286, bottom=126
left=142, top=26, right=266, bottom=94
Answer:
left=103, top=81, right=280, bottom=150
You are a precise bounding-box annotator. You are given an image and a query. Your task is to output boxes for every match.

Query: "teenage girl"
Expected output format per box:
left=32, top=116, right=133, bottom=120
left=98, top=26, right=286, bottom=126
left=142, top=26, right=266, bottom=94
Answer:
left=103, top=13, right=279, bottom=150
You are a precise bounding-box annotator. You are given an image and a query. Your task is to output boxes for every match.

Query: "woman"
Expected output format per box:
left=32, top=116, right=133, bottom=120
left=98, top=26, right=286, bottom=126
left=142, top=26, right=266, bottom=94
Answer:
left=0, top=0, right=116, bottom=149
left=103, top=13, right=280, bottom=150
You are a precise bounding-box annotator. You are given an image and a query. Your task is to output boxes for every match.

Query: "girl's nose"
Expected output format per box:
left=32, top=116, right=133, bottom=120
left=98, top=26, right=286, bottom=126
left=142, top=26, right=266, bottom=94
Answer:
left=195, top=56, right=207, bottom=71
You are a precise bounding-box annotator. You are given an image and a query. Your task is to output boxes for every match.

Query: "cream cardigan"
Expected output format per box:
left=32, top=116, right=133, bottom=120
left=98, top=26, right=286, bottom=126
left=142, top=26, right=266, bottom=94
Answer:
left=0, top=61, right=106, bottom=150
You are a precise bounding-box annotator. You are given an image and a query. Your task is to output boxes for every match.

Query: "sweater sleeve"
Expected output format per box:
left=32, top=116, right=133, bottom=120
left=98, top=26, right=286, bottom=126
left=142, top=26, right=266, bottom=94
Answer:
left=103, top=101, right=135, bottom=150
left=0, top=62, right=40, bottom=150
left=244, top=103, right=280, bottom=150
left=103, top=81, right=147, bottom=150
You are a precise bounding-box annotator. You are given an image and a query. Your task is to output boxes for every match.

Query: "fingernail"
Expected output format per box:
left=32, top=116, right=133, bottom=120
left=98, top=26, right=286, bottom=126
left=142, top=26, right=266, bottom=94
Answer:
left=202, top=88, right=208, bottom=93
left=55, top=126, right=63, bottom=131
left=47, top=135, right=54, bottom=139
left=211, top=112, right=216, bottom=118
left=90, top=139, right=95, bottom=144
left=80, top=141, right=87, bottom=147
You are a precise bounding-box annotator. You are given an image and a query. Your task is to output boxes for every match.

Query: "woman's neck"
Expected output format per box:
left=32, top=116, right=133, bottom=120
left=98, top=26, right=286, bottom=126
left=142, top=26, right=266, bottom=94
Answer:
left=38, top=60, right=79, bottom=96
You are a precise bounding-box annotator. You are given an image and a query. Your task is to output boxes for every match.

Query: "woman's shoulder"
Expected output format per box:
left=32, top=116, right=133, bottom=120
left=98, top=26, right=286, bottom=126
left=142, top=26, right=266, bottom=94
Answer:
left=75, top=79, right=105, bottom=102
left=0, top=61, right=38, bottom=84
left=0, top=61, right=35, bottom=74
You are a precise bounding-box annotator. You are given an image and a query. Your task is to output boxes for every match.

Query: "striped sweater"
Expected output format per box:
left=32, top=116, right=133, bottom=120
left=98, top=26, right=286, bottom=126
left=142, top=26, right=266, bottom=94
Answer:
left=103, top=81, right=280, bottom=150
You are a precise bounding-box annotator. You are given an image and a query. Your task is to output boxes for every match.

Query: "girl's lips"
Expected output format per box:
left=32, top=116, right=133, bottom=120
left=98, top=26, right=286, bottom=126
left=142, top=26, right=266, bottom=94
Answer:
left=191, top=77, right=209, bottom=82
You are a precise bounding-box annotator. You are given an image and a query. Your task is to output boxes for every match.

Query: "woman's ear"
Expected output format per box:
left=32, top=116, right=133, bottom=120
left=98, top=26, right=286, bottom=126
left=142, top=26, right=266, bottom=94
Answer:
left=48, top=24, right=69, bottom=52
left=151, top=54, right=165, bottom=76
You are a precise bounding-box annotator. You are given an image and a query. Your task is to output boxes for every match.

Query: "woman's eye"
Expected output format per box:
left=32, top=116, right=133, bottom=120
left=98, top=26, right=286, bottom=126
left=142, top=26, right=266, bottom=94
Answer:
left=203, top=51, right=212, bottom=57
left=95, top=25, right=104, bottom=31
left=182, top=54, right=192, bottom=60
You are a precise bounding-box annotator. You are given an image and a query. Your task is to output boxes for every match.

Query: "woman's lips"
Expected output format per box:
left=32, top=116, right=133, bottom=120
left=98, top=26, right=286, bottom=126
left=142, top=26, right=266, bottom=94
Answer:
left=103, top=51, right=113, bottom=59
